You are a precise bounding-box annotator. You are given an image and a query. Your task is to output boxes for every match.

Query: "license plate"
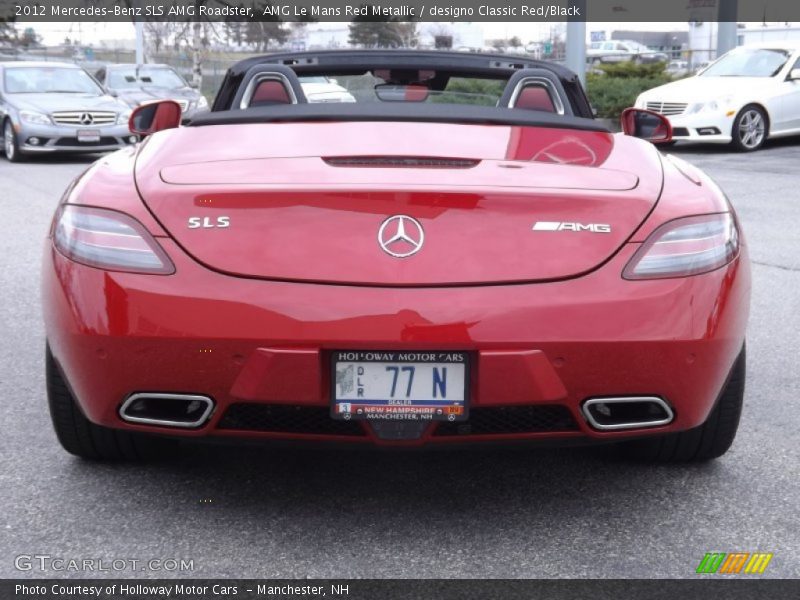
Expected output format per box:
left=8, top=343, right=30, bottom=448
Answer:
left=332, top=351, right=468, bottom=422
left=77, top=129, right=101, bottom=143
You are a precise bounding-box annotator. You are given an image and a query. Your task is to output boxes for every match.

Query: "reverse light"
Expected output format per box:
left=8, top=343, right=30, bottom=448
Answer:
left=623, top=213, right=739, bottom=280
left=53, top=205, right=174, bottom=274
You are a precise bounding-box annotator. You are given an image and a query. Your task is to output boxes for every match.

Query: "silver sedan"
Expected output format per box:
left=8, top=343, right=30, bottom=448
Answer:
left=0, top=61, right=137, bottom=162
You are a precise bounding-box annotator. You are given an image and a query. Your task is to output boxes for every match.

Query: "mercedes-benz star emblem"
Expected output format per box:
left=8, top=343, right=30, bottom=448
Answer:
left=80, top=113, right=94, bottom=126
left=378, top=215, right=425, bottom=258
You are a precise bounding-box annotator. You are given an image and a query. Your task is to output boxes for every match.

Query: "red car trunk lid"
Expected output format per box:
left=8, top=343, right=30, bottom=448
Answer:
left=135, top=122, right=663, bottom=286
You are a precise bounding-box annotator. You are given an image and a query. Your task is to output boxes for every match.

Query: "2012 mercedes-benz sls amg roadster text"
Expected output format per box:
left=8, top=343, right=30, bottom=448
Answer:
left=42, top=51, right=750, bottom=462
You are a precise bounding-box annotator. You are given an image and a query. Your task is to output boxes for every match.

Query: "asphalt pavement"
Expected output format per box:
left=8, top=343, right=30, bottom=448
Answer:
left=0, top=139, right=798, bottom=579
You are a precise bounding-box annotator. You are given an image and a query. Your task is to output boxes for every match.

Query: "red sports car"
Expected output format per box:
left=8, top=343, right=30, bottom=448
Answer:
left=42, top=51, right=750, bottom=461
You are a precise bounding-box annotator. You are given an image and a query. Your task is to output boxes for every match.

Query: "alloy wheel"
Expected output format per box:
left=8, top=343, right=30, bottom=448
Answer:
left=737, top=109, right=766, bottom=150
left=4, top=121, right=14, bottom=161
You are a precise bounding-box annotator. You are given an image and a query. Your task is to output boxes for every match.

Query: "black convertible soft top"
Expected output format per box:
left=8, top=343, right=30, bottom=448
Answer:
left=190, top=102, right=609, bottom=132
left=210, top=49, right=595, bottom=119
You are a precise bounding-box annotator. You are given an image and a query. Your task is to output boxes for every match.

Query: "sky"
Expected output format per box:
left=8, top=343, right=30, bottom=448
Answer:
left=31, top=21, right=695, bottom=47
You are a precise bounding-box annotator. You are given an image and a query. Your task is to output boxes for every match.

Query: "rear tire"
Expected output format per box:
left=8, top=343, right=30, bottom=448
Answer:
left=618, top=346, right=745, bottom=462
left=47, top=346, right=178, bottom=461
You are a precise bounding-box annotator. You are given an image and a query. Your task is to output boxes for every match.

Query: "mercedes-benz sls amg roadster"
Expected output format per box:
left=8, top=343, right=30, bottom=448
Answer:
left=42, top=51, right=750, bottom=462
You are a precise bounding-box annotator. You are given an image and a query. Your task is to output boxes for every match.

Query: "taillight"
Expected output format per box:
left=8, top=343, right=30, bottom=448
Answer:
left=53, top=205, right=174, bottom=275
left=623, top=213, right=739, bottom=280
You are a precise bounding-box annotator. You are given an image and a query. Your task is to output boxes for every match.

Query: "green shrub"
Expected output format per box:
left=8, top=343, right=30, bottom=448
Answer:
left=429, top=77, right=505, bottom=106
left=586, top=68, right=674, bottom=119
left=596, top=61, right=668, bottom=79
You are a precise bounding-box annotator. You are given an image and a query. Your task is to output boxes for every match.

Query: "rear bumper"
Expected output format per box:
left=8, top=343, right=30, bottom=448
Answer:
left=42, top=238, right=750, bottom=447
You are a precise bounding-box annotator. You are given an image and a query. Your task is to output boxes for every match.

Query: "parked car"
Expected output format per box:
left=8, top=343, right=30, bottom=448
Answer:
left=588, top=40, right=669, bottom=65
left=298, top=76, right=356, bottom=103
left=95, top=64, right=209, bottom=119
left=636, top=42, right=800, bottom=150
left=666, top=60, right=690, bottom=77
left=0, top=61, right=136, bottom=162
left=43, top=50, right=749, bottom=463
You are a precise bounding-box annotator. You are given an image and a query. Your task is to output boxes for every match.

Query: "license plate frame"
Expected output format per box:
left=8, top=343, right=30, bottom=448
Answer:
left=331, top=351, right=470, bottom=422
left=76, top=129, right=101, bottom=143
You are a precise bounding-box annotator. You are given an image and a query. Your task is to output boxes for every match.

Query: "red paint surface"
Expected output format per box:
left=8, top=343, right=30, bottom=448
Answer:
left=42, top=122, right=751, bottom=446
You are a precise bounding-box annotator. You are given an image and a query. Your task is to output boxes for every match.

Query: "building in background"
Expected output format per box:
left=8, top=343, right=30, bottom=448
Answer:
left=610, top=30, right=688, bottom=59
left=304, top=24, right=350, bottom=50
left=688, top=22, right=800, bottom=70
left=688, top=22, right=721, bottom=68
left=740, top=24, right=800, bottom=45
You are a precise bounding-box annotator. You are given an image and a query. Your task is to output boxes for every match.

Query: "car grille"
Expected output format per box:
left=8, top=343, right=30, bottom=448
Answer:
left=51, top=111, right=117, bottom=126
left=645, top=101, right=688, bottom=116
left=433, top=405, right=579, bottom=437
left=54, top=137, right=119, bottom=147
left=174, top=99, right=189, bottom=112
left=218, top=404, right=366, bottom=437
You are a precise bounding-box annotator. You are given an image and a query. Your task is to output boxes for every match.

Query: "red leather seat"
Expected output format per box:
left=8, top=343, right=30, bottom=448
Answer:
left=251, top=80, right=291, bottom=106
left=514, top=86, right=556, bottom=113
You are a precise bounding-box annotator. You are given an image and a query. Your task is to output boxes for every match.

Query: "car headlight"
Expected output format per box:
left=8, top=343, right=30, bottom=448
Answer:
left=117, top=110, right=132, bottom=125
left=687, top=101, right=717, bottom=114
left=687, top=95, right=733, bottom=115
left=19, top=110, right=51, bottom=126
left=196, top=96, right=209, bottom=110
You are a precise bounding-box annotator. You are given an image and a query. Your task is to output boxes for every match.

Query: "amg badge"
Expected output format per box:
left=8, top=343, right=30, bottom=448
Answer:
left=532, top=221, right=611, bottom=233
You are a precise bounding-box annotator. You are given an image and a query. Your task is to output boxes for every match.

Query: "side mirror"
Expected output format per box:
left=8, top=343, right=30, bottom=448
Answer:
left=129, top=100, right=182, bottom=136
left=788, top=68, right=800, bottom=81
left=620, top=108, right=672, bottom=144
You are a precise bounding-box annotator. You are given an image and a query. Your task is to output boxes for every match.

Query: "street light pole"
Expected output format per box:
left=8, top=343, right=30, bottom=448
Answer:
left=717, top=0, right=739, bottom=57
left=135, top=20, right=144, bottom=64
left=565, top=0, right=587, bottom=86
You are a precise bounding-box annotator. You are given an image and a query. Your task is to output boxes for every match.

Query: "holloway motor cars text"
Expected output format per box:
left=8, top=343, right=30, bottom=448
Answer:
left=15, top=583, right=348, bottom=597
left=13, top=2, right=581, bottom=19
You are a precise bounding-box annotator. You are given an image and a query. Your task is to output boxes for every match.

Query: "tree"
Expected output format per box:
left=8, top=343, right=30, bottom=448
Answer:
left=244, top=3, right=289, bottom=51
left=0, top=20, right=17, bottom=46
left=225, top=21, right=246, bottom=47
left=508, top=36, right=522, bottom=49
left=434, top=35, right=452, bottom=50
left=396, top=22, right=417, bottom=48
left=348, top=6, right=407, bottom=48
left=19, top=27, right=40, bottom=49
left=144, top=22, right=175, bottom=56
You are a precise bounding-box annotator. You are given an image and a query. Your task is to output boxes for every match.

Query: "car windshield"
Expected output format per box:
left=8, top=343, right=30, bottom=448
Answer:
left=4, top=67, right=103, bottom=94
left=108, top=67, right=186, bottom=89
left=700, top=48, right=790, bottom=77
left=322, top=74, right=504, bottom=106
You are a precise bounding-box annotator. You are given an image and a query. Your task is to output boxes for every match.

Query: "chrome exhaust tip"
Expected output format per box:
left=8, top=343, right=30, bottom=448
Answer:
left=581, top=396, right=674, bottom=431
left=119, top=393, right=215, bottom=428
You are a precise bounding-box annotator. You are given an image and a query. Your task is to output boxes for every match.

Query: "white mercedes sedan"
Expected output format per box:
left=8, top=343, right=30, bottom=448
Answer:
left=636, top=43, right=800, bottom=151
